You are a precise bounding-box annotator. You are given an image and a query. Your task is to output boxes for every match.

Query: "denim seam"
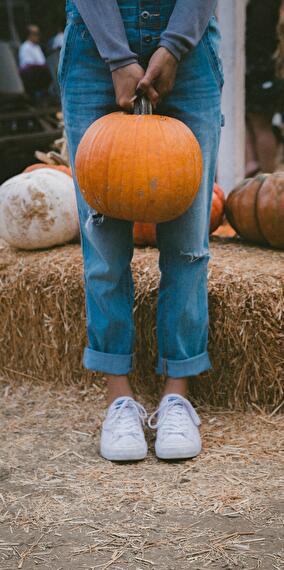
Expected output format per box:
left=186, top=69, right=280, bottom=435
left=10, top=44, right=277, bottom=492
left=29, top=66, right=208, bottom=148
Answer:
left=202, top=31, right=224, bottom=92
left=126, top=233, right=135, bottom=350
left=161, top=249, right=170, bottom=375
left=58, top=24, right=78, bottom=96
left=138, top=0, right=143, bottom=56
left=78, top=221, right=94, bottom=353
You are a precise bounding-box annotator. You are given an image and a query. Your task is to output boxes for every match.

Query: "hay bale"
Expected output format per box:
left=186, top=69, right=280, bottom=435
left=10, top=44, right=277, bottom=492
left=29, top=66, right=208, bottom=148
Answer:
left=0, top=238, right=283, bottom=409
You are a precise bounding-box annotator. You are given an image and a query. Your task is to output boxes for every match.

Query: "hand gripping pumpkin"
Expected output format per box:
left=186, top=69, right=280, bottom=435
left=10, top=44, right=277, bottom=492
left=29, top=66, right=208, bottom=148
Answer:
left=225, top=172, right=284, bottom=249
left=75, top=97, right=203, bottom=223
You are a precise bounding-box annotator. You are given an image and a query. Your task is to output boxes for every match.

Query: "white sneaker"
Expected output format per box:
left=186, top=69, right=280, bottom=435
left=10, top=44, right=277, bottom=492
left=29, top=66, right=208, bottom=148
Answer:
left=100, top=397, right=148, bottom=461
left=148, top=394, right=202, bottom=460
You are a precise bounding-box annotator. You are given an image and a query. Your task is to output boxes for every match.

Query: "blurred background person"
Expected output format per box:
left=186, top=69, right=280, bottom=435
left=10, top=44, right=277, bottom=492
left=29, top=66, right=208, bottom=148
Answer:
left=46, top=23, right=66, bottom=102
left=48, top=24, right=64, bottom=53
left=245, top=0, right=283, bottom=176
left=19, top=24, right=51, bottom=101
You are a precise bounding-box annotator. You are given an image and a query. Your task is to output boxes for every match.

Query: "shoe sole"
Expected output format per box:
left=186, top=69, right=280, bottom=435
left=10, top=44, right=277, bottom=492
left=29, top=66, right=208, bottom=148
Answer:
left=100, top=447, right=148, bottom=462
left=155, top=447, right=202, bottom=460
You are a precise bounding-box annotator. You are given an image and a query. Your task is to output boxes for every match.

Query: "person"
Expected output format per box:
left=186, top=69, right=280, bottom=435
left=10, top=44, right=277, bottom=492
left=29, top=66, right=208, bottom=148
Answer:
left=48, top=26, right=65, bottom=53
left=19, top=25, right=51, bottom=99
left=58, top=0, right=223, bottom=462
left=245, top=0, right=282, bottom=176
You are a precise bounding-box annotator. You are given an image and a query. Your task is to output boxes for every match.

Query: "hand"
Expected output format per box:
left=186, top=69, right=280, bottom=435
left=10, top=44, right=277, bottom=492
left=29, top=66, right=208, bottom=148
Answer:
left=112, top=63, right=158, bottom=112
left=137, top=47, right=178, bottom=105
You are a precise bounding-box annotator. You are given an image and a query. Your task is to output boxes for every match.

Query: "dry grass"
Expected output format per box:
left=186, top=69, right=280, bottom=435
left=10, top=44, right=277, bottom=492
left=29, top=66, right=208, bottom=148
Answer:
left=0, top=237, right=283, bottom=409
left=0, top=379, right=283, bottom=569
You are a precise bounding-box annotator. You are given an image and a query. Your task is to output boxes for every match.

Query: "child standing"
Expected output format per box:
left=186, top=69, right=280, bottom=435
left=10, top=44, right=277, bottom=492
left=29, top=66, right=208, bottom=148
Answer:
left=59, top=0, right=223, bottom=461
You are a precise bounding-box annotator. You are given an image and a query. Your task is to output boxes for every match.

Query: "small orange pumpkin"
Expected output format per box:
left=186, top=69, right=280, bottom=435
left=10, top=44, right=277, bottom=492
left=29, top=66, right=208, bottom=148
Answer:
left=24, top=164, right=72, bottom=177
left=225, top=172, right=284, bottom=249
left=210, top=183, right=225, bottom=233
left=75, top=98, right=203, bottom=223
left=133, top=222, right=157, bottom=246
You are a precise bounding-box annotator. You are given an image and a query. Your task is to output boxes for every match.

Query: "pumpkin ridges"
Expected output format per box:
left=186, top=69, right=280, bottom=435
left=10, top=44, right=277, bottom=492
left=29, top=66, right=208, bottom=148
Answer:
left=210, top=184, right=225, bottom=233
left=104, top=117, right=119, bottom=215
left=166, top=117, right=202, bottom=217
left=214, top=183, right=225, bottom=206
left=176, top=118, right=194, bottom=213
left=257, top=173, right=284, bottom=248
left=78, top=117, right=111, bottom=211
left=158, top=117, right=172, bottom=220
left=225, top=172, right=284, bottom=248
left=129, top=117, right=139, bottom=220
left=97, top=118, right=116, bottom=214
left=140, top=118, right=153, bottom=222
left=95, top=119, right=111, bottom=215
left=128, top=118, right=138, bottom=219
left=253, top=174, right=270, bottom=245
left=225, top=177, right=266, bottom=243
left=190, top=128, right=203, bottom=201
left=144, top=116, right=152, bottom=221
left=113, top=117, right=126, bottom=220
left=92, top=117, right=111, bottom=213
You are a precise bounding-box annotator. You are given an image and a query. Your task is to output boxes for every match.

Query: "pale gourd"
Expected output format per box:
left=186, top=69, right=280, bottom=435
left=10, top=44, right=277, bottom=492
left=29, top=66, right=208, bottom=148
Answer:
left=0, top=169, right=79, bottom=249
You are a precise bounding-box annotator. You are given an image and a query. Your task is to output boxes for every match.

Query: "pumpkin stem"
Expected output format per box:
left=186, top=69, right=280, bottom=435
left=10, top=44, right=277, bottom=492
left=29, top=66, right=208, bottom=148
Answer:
left=134, top=96, right=153, bottom=115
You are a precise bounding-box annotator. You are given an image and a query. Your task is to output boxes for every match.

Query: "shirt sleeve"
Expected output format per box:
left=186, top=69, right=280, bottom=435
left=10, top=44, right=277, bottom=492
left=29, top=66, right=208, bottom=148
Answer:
left=159, top=0, right=218, bottom=61
left=73, top=0, right=138, bottom=71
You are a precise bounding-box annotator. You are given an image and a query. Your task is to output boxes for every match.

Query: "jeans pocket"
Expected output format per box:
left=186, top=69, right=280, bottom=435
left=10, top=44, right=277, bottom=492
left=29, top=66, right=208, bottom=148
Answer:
left=57, top=23, right=78, bottom=94
left=202, top=19, right=224, bottom=91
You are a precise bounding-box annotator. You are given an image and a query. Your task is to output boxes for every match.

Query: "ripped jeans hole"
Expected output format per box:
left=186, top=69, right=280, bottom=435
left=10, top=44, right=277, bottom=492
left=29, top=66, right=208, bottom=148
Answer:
left=85, top=210, right=105, bottom=242
left=180, top=251, right=210, bottom=263
left=85, top=210, right=104, bottom=232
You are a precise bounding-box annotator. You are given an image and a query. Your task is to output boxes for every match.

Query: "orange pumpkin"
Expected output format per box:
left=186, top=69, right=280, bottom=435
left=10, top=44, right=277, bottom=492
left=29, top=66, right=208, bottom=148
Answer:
left=225, top=172, right=284, bottom=249
left=133, top=222, right=157, bottom=246
left=133, top=183, right=225, bottom=246
left=210, top=183, right=225, bottom=233
left=24, top=164, right=72, bottom=177
left=75, top=99, right=203, bottom=223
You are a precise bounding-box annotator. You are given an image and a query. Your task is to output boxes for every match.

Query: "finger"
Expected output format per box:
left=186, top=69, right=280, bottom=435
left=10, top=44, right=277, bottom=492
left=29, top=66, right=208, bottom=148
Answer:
left=137, top=75, right=160, bottom=105
left=146, top=85, right=160, bottom=108
left=137, top=68, right=158, bottom=93
left=135, top=83, right=159, bottom=108
left=117, top=97, right=135, bottom=112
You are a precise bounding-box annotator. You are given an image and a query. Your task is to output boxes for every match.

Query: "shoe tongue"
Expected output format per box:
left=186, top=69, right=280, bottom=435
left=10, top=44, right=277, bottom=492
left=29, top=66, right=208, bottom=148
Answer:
left=114, top=398, right=128, bottom=409
left=166, top=395, right=183, bottom=408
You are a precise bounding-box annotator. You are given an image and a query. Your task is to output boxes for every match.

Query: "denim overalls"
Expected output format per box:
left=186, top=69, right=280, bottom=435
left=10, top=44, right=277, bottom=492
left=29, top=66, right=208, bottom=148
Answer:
left=58, top=0, right=224, bottom=378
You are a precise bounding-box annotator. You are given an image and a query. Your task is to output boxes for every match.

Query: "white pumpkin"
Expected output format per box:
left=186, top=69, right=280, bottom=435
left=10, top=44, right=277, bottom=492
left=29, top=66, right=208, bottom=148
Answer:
left=0, top=169, right=79, bottom=249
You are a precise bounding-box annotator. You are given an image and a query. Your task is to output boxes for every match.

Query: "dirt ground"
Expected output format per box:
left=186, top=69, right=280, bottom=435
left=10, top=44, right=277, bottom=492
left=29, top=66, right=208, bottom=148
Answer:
left=0, top=379, right=283, bottom=570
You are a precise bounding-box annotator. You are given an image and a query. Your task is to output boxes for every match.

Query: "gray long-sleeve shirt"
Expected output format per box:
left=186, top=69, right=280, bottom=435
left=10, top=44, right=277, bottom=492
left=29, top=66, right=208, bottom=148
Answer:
left=74, top=0, right=217, bottom=71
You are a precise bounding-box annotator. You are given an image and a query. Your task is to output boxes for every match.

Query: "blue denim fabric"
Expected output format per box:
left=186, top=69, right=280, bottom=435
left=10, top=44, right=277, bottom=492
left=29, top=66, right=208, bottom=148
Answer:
left=59, top=0, right=224, bottom=378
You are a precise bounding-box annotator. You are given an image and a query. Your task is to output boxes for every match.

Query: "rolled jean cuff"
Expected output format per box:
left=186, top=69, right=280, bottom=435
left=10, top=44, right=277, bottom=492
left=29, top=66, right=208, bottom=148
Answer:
left=156, top=351, right=212, bottom=378
left=83, top=347, right=133, bottom=375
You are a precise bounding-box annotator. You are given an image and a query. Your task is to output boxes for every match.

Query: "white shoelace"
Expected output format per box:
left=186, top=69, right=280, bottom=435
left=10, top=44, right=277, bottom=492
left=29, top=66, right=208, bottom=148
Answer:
left=148, top=396, right=201, bottom=432
left=107, top=398, right=148, bottom=440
